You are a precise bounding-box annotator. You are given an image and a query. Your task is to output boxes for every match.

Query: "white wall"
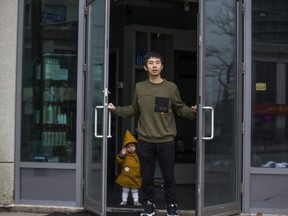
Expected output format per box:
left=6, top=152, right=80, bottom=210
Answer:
left=0, top=0, right=18, bottom=205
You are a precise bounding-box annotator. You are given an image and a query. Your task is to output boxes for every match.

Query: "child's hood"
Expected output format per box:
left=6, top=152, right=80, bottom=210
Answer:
left=122, top=130, right=137, bottom=148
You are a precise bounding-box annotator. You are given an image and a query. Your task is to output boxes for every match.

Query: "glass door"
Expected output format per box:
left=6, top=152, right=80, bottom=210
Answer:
left=196, top=0, right=242, bottom=215
left=83, top=0, right=110, bottom=215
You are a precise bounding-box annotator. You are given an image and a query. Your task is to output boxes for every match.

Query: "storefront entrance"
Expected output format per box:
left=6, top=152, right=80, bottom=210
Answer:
left=82, top=0, right=242, bottom=216
left=16, top=0, right=243, bottom=215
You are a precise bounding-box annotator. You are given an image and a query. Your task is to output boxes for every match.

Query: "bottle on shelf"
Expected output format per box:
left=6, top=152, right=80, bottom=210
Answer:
left=136, top=51, right=144, bottom=66
left=47, top=104, right=53, bottom=124
left=42, top=104, right=47, bottom=123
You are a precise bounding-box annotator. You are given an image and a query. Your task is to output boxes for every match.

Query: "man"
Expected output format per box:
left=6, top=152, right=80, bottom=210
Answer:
left=108, top=51, right=197, bottom=216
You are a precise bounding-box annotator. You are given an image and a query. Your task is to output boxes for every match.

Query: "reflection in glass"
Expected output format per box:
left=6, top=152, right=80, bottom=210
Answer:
left=204, top=0, right=238, bottom=206
left=85, top=0, right=105, bottom=203
left=21, top=0, right=79, bottom=163
left=251, top=0, right=288, bottom=168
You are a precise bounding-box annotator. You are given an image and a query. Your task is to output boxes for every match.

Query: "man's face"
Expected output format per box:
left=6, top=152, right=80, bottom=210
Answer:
left=144, top=57, right=163, bottom=77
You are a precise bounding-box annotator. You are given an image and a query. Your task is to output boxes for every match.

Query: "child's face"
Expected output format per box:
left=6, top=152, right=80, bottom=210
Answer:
left=125, top=143, right=136, bottom=153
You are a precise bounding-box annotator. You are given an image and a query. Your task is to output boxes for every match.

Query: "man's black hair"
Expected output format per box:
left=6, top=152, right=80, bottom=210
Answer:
left=143, top=51, right=164, bottom=66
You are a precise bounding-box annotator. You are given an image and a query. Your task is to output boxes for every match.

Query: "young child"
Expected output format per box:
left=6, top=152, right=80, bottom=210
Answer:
left=116, top=130, right=142, bottom=206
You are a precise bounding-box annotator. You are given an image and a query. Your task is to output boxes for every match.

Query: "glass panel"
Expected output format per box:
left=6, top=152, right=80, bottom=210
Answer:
left=204, top=0, right=238, bottom=206
left=21, top=0, right=79, bottom=163
left=251, top=0, right=288, bottom=168
left=85, top=0, right=105, bottom=203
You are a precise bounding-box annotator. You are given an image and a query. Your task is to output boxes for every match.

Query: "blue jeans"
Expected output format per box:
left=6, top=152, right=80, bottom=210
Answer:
left=137, top=139, right=176, bottom=204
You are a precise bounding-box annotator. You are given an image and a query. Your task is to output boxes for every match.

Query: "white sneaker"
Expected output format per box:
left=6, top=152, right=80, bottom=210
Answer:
left=134, top=201, right=142, bottom=206
left=120, top=201, right=127, bottom=206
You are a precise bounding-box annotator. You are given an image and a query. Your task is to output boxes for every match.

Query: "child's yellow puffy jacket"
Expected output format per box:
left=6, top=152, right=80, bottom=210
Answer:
left=116, top=152, right=141, bottom=188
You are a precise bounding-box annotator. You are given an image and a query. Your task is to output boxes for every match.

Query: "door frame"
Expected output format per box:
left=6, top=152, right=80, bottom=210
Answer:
left=196, top=0, right=243, bottom=215
left=82, top=0, right=111, bottom=215
left=82, top=0, right=244, bottom=214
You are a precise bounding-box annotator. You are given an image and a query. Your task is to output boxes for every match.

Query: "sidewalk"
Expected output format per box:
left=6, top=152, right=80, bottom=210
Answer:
left=0, top=206, right=287, bottom=216
left=0, top=207, right=154, bottom=216
left=0, top=213, right=287, bottom=216
left=0, top=206, right=96, bottom=216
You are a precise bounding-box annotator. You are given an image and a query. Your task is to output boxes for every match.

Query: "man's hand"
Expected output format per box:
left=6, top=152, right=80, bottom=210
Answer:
left=108, top=103, right=116, bottom=112
left=191, top=105, right=197, bottom=113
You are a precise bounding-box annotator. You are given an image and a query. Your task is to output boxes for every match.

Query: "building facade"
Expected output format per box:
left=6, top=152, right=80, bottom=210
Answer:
left=0, top=0, right=18, bottom=205
left=0, top=0, right=288, bottom=215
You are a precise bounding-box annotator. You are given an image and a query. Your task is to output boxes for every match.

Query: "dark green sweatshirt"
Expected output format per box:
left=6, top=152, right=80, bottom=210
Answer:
left=114, top=79, right=196, bottom=143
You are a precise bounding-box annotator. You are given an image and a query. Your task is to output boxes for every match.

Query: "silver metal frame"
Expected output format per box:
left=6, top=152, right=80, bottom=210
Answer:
left=243, top=1, right=288, bottom=214
left=82, top=0, right=110, bottom=215
left=242, top=0, right=252, bottom=213
left=14, top=0, right=86, bottom=207
left=76, top=0, right=86, bottom=207
left=196, top=0, right=243, bottom=215
left=14, top=0, right=25, bottom=204
left=101, top=0, right=111, bottom=213
left=13, top=0, right=249, bottom=213
left=196, top=0, right=206, bottom=214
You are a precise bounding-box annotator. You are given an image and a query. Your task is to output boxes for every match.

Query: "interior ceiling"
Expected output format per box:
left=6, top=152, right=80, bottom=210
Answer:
left=143, top=0, right=181, bottom=3
left=111, top=0, right=198, bottom=10
left=142, top=0, right=198, bottom=3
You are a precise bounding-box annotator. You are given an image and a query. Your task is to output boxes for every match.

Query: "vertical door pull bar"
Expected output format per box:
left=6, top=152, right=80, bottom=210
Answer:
left=202, top=106, right=214, bottom=140
left=107, top=107, right=112, bottom=138
left=94, top=106, right=112, bottom=138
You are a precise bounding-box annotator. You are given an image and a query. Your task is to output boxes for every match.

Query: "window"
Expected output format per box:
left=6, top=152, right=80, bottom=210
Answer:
left=21, top=0, right=79, bottom=163
left=251, top=0, right=288, bottom=168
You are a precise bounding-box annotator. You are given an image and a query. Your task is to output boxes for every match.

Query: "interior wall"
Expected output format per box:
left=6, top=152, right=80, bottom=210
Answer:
left=109, top=1, right=198, bottom=128
left=108, top=1, right=198, bottom=184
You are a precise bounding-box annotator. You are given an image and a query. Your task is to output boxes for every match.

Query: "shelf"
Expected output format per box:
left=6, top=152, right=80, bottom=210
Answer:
left=33, top=123, right=70, bottom=130
left=135, top=65, right=143, bottom=69
left=29, top=52, right=77, bottom=163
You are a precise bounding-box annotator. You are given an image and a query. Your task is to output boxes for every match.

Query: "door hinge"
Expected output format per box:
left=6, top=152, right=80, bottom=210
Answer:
left=198, top=35, right=202, bottom=47
left=241, top=182, right=244, bottom=194
left=83, top=63, right=87, bottom=74
left=84, top=6, right=88, bottom=16
left=242, top=62, right=245, bottom=74
left=197, top=184, right=200, bottom=198
left=81, top=179, right=85, bottom=190
left=82, top=121, right=86, bottom=131
left=241, top=122, right=244, bottom=134
left=242, top=2, right=245, bottom=15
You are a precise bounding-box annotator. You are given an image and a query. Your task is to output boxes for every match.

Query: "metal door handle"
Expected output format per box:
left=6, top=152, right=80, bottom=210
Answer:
left=94, top=106, right=112, bottom=138
left=202, top=106, right=214, bottom=140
